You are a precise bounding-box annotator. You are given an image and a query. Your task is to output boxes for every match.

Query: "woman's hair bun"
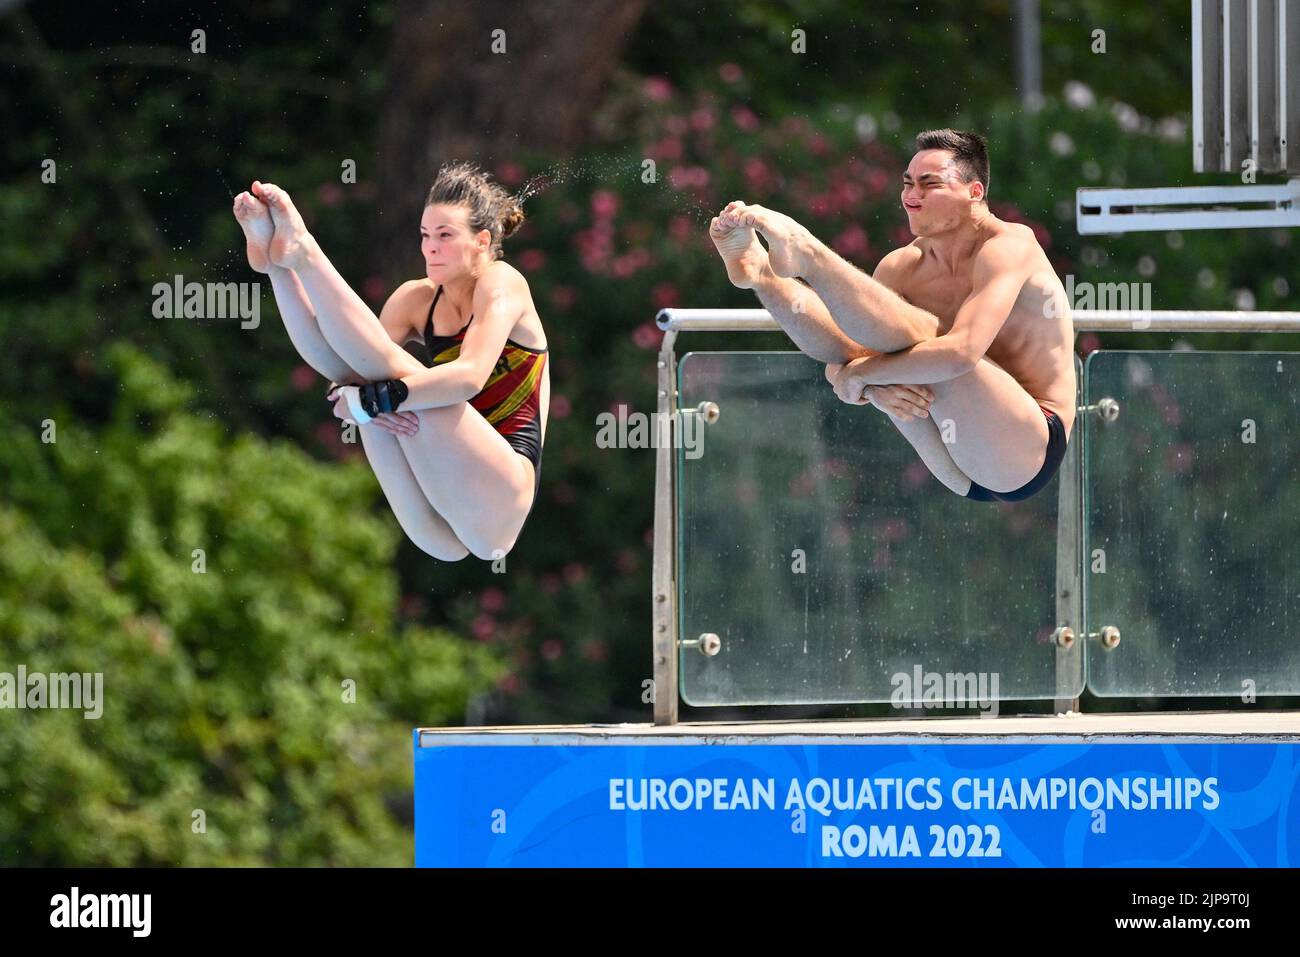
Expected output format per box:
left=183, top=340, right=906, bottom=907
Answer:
left=501, top=203, right=526, bottom=239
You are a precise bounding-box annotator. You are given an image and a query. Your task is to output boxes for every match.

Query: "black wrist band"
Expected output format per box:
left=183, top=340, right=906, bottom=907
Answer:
left=359, top=379, right=410, bottom=418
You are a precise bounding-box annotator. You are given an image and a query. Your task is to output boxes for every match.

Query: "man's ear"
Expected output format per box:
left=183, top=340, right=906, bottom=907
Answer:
left=969, top=180, right=986, bottom=203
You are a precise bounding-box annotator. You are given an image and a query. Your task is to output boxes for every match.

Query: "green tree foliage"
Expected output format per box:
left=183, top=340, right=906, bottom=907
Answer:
left=629, top=0, right=1193, bottom=123
left=0, top=345, right=499, bottom=864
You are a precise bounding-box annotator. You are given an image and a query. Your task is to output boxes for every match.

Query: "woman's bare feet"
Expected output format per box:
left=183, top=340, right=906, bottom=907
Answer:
left=232, top=191, right=274, bottom=274
left=252, top=180, right=318, bottom=269
left=725, top=201, right=819, bottom=279
left=710, top=201, right=775, bottom=289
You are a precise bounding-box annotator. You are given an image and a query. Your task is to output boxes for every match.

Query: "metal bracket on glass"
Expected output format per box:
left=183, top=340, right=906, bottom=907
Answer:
left=1051, top=626, right=1076, bottom=649
left=1090, top=625, right=1121, bottom=649
left=678, top=401, right=720, bottom=424
left=1052, top=625, right=1121, bottom=650
left=1081, top=397, right=1120, bottom=422
left=681, top=632, right=722, bottom=656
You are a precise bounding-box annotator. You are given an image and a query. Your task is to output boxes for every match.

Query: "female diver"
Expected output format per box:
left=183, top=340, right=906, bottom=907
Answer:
left=231, top=161, right=549, bottom=560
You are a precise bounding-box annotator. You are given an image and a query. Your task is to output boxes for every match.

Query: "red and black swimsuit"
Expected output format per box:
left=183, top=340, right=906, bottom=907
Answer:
left=422, top=284, right=547, bottom=494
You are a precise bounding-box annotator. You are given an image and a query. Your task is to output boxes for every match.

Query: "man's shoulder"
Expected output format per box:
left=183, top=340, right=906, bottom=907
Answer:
left=874, top=242, right=923, bottom=279
left=974, top=223, right=1040, bottom=271
left=984, top=220, right=1039, bottom=253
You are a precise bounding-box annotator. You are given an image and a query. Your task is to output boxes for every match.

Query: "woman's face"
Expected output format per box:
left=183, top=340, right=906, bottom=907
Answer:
left=420, top=204, right=489, bottom=281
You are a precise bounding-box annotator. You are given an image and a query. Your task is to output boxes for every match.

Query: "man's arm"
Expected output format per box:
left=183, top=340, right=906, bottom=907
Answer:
left=845, top=239, right=1031, bottom=387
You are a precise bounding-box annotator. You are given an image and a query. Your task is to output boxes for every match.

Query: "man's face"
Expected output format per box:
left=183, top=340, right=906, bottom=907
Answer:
left=901, top=149, right=981, bottom=236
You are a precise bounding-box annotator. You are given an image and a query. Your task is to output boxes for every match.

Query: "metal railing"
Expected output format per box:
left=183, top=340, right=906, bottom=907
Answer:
left=649, top=308, right=1300, bottom=725
left=657, top=309, right=1300, bottom=333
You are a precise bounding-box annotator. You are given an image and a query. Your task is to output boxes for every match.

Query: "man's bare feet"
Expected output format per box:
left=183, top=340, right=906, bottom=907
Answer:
left=726, top=202, right=818, bottom=279
left=232, top=191, right=274, bottom=274
left=710, top=201, right=775, bottom=289
left=252, top=180, right=317, bottom=269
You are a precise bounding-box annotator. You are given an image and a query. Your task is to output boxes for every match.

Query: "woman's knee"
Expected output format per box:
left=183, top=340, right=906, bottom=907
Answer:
left=412, top=531, right=470, bottom=562
left=399, top=510, right=471, bottom=561
left=464, top=538, right=518, bottom=563
left=460, top=526, right=522, bottom=562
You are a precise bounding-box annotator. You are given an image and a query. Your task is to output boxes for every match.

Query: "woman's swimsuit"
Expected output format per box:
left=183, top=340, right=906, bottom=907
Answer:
left=964, top=405, right=1068, bottom=503
left=422, top=284, right=547, bottom=500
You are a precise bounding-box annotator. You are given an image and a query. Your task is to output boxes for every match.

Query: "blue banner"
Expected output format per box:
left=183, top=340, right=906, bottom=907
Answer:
left=413, top=739, right=1299, bottom=867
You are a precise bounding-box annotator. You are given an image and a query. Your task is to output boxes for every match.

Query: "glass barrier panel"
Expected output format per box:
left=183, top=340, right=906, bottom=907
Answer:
left=1084, top=350, right=1300, bottom=696
left=677, top=351, right=1079, bottom=707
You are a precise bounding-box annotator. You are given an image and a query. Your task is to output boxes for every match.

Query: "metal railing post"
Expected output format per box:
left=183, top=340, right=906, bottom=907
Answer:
left=1054, top=357, right=1085, bottom=713
left=651, top=329, right=679, bottom=725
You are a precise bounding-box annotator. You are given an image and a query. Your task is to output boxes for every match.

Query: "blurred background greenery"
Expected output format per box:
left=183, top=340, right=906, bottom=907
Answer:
left=1, top=0, right=1296, bottom=864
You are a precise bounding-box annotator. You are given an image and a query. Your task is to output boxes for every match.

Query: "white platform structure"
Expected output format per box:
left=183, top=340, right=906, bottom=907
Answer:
left=421, top=710, right=1300, bottom=745
left=1076, top=180, right=1300, bottom=233
left=1078, top=0, right=1300, bottom=233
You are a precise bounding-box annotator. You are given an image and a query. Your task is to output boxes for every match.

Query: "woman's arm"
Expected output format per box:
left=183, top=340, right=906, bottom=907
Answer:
left=325, top=280, right=428, bottom=434
left=397, top=263, right=530, bottom=411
